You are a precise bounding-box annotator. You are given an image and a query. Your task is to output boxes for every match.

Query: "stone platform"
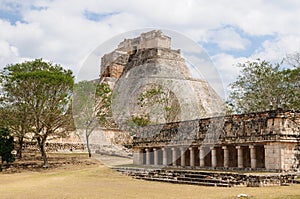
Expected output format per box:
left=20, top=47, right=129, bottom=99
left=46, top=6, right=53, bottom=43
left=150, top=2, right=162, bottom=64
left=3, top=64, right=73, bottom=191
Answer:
left=114, top=167, right=298, bottom=187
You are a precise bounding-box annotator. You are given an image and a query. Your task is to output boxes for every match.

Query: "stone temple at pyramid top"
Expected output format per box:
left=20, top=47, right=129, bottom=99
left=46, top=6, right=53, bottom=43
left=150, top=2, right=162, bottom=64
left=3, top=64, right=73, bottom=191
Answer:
left=116, top=30, right=171, bottom=52
left=100, top=30, right=192, bottom=80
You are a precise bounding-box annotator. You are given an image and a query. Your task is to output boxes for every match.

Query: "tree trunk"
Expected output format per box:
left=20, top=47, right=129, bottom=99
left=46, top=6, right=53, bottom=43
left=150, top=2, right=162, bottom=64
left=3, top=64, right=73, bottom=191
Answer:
left=37, top=137, right=49, bottom=168
left=17, top=136, right=24, bottom=159
left=0, top=156, right=2, bottom=172
left=85, top=131, right=91, bottom=158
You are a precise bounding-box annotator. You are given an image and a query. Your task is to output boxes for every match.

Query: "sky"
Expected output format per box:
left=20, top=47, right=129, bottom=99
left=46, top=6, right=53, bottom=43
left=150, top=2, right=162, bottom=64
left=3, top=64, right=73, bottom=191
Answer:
left=1, top=0, right=300, bottom=99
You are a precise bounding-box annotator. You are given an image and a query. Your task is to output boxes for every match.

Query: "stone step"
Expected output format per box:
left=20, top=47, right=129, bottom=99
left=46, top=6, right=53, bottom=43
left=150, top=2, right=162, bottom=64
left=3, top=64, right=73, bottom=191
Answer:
left=134, top=176, right=231, bottom=187
left=114, top=167, right=296, bottom=187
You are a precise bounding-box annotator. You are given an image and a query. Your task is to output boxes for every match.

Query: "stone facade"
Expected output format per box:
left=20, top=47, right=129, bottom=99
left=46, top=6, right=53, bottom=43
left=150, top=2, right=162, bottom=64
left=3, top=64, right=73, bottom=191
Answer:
left=132, top=110, right=300, bottom=171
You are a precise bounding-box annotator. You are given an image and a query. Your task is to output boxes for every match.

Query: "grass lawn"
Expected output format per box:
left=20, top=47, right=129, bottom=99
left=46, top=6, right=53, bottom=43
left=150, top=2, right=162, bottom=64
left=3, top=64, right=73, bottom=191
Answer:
left=0, top=154, right=300, bottom=199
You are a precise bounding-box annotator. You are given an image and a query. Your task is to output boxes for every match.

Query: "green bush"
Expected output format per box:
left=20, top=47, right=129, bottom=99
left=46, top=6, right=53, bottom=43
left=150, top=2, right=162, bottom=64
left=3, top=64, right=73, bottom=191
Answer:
left=0, top=128, right=15, bottom=170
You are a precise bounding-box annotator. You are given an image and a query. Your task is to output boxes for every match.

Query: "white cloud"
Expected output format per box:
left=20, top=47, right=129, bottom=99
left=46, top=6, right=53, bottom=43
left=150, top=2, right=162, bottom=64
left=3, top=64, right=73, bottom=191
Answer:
left=252, top=34, right=300, bottom=63
left=205, top=27, right=250, bottom=51
left=211, top=53, right=249, bottom=98
left=0, top=0, right=300, bottom=98
left=0, top=40, right=19, bottom=66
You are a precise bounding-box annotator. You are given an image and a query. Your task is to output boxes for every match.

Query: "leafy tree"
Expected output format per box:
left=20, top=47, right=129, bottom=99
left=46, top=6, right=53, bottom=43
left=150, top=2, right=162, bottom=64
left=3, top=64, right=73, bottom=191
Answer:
left=284, top=52, right=300, bottom=68
left=0, top=59, right=74, bottom=167
left=0, top=128, right=15, bottom=170
left=282, top=52, right=300, bottom=109
left=73, top=80, right=99, bottom=158
left=228, top=59, right=300, bottom=113
left=73, top=81, right=114, bottom=157
left=280, top=67, right=300, bottom=109
left=0, top=106, right=31, bottom=159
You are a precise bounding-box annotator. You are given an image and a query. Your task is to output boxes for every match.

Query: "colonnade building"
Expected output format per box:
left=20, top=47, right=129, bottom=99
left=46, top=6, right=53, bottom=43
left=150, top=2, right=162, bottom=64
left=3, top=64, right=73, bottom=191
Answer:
left=133, top=110, right=300, bottom=171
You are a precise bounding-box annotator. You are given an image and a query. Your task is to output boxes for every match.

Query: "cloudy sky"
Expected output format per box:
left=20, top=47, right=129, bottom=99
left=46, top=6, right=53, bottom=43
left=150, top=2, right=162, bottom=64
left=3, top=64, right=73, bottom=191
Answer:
left=1, top=0, right=300, bottom=98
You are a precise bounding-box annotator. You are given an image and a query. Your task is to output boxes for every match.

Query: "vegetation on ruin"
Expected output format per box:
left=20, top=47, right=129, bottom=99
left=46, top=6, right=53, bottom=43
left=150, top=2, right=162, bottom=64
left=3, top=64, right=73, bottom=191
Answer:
left=132, top=85, right=180, bottom=126
left=227, top=55, right=300, bottom=113
left=130, top=115, right=151, bottom=127
left=0, top=59, right=74, bottom=167
left=95, top=82, right=113, bottom=128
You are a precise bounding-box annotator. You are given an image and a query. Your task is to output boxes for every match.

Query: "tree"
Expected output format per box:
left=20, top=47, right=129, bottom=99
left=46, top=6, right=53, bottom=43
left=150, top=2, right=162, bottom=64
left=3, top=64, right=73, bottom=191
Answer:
left=284, top=52, right=300, bottom=68
left=0, top=106, right=31, bottom=159
left=73, top=80, right=100, bottom=158
left=227, top=59, right=300, bottom=113
left=0, top=128, right=14, bottom=171
left=280, top=67, right=300, bottom=109
left=0, top=72, right=32, bottom=159
left=282, top=52, right=300, bottom=109
left=0, top=59, right=74, bottom=167
left=73, top=81, right=114, bottom=157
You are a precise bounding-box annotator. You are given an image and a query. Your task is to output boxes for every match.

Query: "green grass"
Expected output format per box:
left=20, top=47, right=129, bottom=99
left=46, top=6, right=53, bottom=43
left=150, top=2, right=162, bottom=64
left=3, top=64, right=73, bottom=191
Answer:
left=1, top=163, right=300, bottom=199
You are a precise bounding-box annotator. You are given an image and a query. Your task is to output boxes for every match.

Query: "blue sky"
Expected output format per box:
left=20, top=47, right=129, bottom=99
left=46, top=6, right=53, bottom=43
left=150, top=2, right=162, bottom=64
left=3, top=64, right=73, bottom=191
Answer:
left=1, top=0, right=300, bottom=98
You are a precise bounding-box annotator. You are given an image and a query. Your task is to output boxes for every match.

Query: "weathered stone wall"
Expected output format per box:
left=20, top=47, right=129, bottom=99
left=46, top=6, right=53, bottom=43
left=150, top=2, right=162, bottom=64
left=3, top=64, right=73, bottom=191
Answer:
left=22, top=142, right=85, bottom=153
left=100, top=51, right=128, bottom=78
left=133, top=110, right=300, bottom=146
left=38, top=129, right=132, bottom=156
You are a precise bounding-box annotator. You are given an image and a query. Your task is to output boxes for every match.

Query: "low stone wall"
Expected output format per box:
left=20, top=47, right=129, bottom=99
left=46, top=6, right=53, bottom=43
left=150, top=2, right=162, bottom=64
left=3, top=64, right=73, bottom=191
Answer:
left=22, top=142, right=132, bottom=158
left=23, top=142, right=85, bottom=153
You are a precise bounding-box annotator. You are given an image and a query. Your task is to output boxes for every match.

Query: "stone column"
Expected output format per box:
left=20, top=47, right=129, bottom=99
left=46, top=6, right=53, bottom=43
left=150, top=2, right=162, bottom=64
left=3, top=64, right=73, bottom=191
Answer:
left=171, top=147, right=177, bottom=166
left=211, top=147, right=217, bottom=168
left=222, top=146, right=229, bottom=168
left=162, top=148, right=168, bottom=166
left=180, top=147, right=186, bottom=167
left=189, top=147, right=195, bottom=167
left=145, top=148, right=151, bottom=165
left=249, top=145, right=257, bottom=169
left=153, top=148, right=159, bottom=166
left=133, top=148, right=143, bottom=165
left=236, top=146, right=243, bottom=168
left=199, top=147, right=205, bottom=167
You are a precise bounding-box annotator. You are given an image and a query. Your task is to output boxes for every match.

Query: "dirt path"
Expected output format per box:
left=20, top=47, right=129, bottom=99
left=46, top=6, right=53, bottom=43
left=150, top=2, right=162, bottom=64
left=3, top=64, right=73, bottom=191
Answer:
left=93, top=153, right=132, bottom=167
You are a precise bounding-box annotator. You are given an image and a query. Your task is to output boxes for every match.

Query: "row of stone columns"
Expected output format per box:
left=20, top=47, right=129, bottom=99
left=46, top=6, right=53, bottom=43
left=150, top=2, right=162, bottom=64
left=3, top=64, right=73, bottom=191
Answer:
left=137, top=145, right=259, bottom=169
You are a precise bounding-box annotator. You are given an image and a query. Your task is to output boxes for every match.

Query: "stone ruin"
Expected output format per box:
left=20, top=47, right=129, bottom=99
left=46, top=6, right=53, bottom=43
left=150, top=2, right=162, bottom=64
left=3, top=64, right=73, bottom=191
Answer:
left=100, top=30, right=300, bottom=173
left=133, top=109, right=300, bottom=172
left=100, top=30, right=224, bottom=124
left=99, top=30, right=300, bottom=186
